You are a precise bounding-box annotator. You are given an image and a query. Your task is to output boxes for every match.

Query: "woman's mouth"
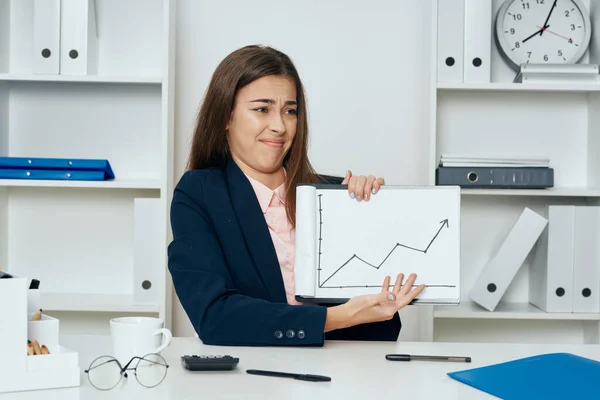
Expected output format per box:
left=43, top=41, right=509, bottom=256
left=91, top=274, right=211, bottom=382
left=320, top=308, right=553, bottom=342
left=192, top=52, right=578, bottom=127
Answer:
left=260, top=140, right=284, bottom=148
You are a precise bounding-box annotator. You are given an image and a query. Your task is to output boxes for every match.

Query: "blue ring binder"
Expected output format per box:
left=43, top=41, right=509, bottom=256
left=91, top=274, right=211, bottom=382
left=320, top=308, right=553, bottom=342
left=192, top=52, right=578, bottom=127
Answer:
left=0, top=157, right=115, bottom=181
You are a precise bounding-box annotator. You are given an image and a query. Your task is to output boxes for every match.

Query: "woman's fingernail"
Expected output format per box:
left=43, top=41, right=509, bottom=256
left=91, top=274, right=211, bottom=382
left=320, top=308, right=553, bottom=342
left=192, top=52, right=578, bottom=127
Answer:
left=345, top=170, right=349, bottom=177
left=349, top=193, right=355, bottom=199
left=388, top=294, right=394, bottom=301
left=372, top=188, right=376, bottom=194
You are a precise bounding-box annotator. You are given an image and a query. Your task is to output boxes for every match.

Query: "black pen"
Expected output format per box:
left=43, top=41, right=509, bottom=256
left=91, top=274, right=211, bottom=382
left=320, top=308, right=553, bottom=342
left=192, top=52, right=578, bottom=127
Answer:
left=386, top=354, right=471, bottom=363
left=246, top=369, right=331, bottom=382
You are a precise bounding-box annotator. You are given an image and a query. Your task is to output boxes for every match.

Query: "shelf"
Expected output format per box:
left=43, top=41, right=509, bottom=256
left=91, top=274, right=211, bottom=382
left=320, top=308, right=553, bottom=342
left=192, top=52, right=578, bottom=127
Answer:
left=437, top=82, right=600, bottom=93
left=40, top=293, right=160, bottom=313
left=0, top=74, right=161, bottom=85
left=460, top=187, right=600, bottom=198
left=434, top=301, right=600, bottom=321
left=0, top=179, right=161, bottom=190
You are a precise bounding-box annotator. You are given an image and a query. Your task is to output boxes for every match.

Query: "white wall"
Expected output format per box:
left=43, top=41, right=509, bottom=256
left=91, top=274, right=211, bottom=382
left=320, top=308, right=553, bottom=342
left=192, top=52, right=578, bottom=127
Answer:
left=171, top=0, right=435, bottom=340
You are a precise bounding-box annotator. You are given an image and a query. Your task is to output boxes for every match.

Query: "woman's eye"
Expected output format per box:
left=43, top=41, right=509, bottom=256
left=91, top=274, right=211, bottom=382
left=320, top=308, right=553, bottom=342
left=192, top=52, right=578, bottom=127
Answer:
left=254, top=107, right=267, bottom=113
left=286, top=109, right=297, bottom=115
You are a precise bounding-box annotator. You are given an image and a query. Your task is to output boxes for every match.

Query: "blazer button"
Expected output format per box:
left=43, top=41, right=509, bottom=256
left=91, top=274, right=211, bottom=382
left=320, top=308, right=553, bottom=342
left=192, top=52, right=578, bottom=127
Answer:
left=286, top=329, right=295, bottom=339
left=274, top=330, right=283, bottom=339
left=297, top=330, right=305, bottom=339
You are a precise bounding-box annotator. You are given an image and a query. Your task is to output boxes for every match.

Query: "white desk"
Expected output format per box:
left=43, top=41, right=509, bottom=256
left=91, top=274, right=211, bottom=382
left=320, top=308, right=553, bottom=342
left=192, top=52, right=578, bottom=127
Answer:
left=4, top=335, right=600, bottom=399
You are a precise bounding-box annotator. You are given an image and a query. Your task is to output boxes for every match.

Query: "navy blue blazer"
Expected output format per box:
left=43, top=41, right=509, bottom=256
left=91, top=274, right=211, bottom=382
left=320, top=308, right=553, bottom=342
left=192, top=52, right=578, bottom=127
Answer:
left=168, top=157, right=401, bottom=346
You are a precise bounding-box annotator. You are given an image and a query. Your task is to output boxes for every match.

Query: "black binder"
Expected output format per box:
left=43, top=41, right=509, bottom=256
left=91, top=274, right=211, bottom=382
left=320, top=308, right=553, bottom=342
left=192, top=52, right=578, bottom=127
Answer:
left=435, top=166, right=553, bottom=188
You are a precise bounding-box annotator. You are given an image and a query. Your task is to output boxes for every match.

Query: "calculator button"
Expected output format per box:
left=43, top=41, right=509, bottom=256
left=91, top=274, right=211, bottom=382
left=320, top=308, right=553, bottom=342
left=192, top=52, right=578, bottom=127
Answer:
left=274, top=330, right=283, bottom=339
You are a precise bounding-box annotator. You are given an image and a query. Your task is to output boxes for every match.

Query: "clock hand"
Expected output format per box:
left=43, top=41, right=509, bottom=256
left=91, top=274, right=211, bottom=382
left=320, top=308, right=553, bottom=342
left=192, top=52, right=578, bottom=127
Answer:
left=540, top=0, right=557, bottom=36
left=523, top=26, right=548, bottom=43
left=536, top=25, right=573, bottom=42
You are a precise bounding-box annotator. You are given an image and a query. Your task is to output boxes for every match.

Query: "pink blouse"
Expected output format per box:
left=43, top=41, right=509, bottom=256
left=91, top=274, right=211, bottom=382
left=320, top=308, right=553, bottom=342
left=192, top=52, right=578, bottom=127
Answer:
left=244, top=173, right=302, bottom=305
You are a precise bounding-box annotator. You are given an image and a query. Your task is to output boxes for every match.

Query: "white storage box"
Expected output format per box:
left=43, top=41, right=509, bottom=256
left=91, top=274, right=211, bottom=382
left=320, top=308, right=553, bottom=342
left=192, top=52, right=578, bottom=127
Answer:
left=0, top=278, right=80, bottom=393
left=27, top=346, right=78, bottom=371
left=0, top=278, right=27, bottom=378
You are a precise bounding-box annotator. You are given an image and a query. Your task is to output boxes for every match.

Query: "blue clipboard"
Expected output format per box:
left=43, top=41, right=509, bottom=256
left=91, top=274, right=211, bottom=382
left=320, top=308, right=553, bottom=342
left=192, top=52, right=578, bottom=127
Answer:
left=447, top=352, right=600, bottom=399
left=0, top=157, right=115, bottom=181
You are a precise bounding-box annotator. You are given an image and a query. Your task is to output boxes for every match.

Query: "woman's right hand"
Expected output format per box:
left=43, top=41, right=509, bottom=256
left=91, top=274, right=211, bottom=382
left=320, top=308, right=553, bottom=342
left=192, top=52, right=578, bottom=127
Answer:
left=324, top=273, right=425, bottom=332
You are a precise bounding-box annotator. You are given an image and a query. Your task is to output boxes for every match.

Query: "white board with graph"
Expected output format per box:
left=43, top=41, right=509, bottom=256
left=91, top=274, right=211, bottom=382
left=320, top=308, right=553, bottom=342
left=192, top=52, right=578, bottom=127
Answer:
left=294, top=184, right=461, bottom=305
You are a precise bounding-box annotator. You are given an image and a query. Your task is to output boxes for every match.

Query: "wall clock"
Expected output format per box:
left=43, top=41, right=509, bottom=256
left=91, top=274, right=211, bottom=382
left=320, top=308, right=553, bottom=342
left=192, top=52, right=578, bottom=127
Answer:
left=495, top=0, right=592, bottom=70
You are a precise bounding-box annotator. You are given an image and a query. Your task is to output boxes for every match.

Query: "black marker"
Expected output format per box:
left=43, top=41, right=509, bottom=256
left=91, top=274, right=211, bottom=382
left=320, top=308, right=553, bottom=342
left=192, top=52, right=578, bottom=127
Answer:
left=29, top=279, right=40, bottom=289
left=0, top=271, right=14, bottom=279
left=246, top=369, right=331, bottom=382
left=386, top=354, right=471, bottom=363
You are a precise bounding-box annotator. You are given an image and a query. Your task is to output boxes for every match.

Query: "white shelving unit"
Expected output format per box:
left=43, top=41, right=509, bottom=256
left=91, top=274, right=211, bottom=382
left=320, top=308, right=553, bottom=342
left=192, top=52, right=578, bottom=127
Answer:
left=0, top=179, right=162, bottom=189
left=421, top=0, right=600, bottom=345
left=460, top=188, right=600, bottom=198
left=433, top=301, right=600, bottom=321
left=0, top=73, right=162, bottom=84
left=0, top=0, right=175, bottom=334
left=438, top=82, right=600, bottom=92
left=41, top=293, right=160, bottom=313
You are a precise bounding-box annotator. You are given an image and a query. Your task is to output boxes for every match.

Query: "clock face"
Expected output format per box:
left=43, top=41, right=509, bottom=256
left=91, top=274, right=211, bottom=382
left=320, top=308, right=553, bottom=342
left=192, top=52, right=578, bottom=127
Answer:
left=496, top=0, right=591, bottom=68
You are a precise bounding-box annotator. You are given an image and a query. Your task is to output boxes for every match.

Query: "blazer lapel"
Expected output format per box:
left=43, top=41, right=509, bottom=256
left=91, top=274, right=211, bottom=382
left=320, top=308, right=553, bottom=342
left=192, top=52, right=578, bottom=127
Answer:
left=225, top=158, right=287, bottom=302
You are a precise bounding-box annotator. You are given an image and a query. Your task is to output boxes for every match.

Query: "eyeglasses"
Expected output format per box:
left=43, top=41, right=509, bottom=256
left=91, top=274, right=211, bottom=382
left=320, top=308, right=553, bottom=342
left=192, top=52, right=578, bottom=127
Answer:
left=84, top=353, right=169, bottom=391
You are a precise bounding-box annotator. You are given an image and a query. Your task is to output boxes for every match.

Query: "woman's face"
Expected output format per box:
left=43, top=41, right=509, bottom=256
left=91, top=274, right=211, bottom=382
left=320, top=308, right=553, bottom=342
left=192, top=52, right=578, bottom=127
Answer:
left=226, top=75, right=298, bottom=176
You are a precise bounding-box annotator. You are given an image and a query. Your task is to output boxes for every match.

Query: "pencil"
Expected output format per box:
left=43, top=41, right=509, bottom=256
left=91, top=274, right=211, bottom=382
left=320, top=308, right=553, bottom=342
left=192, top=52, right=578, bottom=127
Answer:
left=41, top=345, right=49, bottom=355
left=27, top=343, right=34, bottom=356
left=32, top=309, right=42, bottom=321
left=32, top=340, right=41, bottom=355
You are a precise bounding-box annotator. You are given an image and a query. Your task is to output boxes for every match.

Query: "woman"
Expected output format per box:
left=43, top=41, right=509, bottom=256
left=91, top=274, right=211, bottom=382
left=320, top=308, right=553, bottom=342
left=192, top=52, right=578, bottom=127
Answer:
left=168, top=44, right=425, bottom=346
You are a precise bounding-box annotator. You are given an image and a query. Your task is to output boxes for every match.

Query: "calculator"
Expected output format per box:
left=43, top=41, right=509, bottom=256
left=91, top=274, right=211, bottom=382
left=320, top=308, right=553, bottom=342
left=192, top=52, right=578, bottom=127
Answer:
left=181, top=355, right=240, bottom=371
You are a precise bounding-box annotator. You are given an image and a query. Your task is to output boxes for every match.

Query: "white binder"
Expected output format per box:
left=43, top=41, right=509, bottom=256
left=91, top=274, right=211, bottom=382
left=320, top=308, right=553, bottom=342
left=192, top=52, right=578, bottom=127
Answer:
left=470, top=207, right=548, bottom=311
left=572, top=206, right=600, bottom=313
left=529, top=205, right=575, bottom=313
left=463, top=0, right=492, bottom=83
left=437, top=0, right=464, bottom=83
left=60, top=0, right=98, bottom=75
left=133, top=198, right=161, bottom=305
left=32, top=0, right=61, bottom=75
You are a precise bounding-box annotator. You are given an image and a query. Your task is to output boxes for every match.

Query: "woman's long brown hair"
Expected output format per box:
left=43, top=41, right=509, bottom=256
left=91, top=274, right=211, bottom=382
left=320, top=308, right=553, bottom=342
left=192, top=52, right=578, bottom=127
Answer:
left=187, top=45, right=320, bottom=228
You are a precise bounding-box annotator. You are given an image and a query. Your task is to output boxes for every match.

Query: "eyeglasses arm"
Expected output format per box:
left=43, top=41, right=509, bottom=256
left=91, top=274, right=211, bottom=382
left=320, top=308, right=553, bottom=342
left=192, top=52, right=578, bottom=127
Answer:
left=84, top=357, right=122, bottom=374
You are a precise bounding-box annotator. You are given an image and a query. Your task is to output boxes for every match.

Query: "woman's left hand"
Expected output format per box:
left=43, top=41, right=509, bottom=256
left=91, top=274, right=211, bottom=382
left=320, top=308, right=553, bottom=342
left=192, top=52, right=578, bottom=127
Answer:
left=341, top=170, right=385, bottom=202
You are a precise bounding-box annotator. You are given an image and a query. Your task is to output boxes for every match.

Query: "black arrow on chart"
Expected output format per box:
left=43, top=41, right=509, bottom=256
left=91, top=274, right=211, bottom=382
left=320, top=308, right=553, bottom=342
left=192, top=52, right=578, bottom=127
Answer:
left=320, top=219, right=450, bottom=287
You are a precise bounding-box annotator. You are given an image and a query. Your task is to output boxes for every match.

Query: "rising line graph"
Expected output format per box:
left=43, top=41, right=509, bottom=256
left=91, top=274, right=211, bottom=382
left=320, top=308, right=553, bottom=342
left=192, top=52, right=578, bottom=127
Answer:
left=316, top=193, right=457, bottom=289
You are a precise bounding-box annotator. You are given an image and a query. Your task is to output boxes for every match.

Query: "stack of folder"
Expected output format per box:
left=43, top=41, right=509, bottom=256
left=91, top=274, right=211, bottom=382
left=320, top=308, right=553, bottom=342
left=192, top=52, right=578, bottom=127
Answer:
left=436, top=154, right=554, bottom=189
left=468, top=204, right=600, bottom=315
left=0, top=157, right=115, bottom=181
left=529, top=205, right=600, bottom=314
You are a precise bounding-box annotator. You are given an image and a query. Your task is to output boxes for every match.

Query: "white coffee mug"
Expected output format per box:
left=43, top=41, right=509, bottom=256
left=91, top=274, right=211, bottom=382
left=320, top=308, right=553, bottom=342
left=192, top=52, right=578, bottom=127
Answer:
left=110, top=317, right=172, bottom=365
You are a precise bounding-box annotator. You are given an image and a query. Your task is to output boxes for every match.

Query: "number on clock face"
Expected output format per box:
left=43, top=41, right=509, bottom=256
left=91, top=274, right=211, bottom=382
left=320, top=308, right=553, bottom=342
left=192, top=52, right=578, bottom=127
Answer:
left=499, top=0, right=588, bottom=66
